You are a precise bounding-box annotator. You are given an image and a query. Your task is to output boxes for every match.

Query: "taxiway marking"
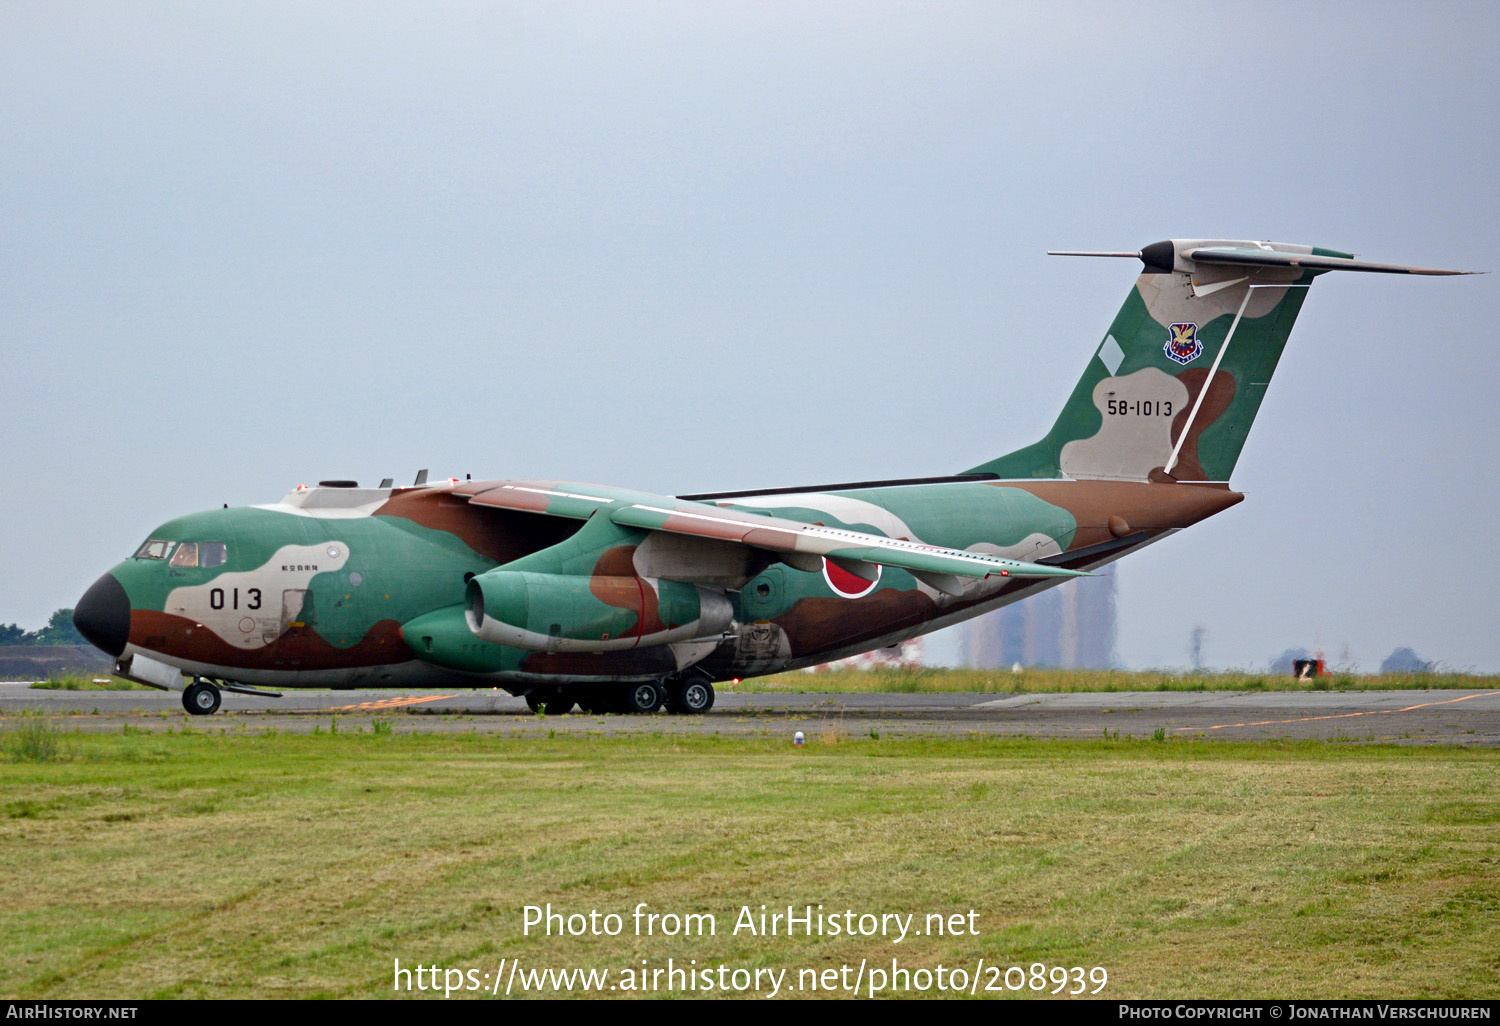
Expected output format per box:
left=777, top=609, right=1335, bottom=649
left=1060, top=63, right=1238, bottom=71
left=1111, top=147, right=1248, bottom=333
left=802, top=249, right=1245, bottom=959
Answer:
left=327, top=694, right=458, bottom=711
left=1188, top=691, right=1500, bottom=732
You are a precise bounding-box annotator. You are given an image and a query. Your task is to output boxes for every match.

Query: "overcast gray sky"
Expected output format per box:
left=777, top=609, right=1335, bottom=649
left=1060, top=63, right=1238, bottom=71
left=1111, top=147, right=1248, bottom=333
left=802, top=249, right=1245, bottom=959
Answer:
left=3, top=2, right=1497, bottom=671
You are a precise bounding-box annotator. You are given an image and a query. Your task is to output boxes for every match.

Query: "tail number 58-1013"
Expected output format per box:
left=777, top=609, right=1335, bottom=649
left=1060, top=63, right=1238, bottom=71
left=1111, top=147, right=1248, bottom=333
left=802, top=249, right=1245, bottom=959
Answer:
left=1106, top=399, right=1172, bottom=416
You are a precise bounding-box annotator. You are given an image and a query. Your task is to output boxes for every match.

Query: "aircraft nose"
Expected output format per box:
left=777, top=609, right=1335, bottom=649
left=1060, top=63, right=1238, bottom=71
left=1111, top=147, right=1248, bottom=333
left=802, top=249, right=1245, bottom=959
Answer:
left=74, top=573, right=131, bottom=657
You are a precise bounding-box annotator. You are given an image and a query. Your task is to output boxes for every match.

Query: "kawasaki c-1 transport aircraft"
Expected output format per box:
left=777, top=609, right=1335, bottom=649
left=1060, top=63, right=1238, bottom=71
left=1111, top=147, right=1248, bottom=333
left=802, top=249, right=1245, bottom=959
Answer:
left=73, top=239, right=1471, bottom=715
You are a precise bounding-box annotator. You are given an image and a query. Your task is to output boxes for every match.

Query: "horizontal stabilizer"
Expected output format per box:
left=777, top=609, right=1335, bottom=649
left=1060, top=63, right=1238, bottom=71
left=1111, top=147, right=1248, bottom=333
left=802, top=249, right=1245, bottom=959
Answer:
left=1182, top=246, right=1477, bottom=276
left=1049, top=240, right=1478, bottom=277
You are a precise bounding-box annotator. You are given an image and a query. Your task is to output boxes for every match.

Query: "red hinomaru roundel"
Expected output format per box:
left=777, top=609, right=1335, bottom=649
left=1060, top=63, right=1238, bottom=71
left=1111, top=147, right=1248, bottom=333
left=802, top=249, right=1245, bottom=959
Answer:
left=822, top=556, right=881, bottom=598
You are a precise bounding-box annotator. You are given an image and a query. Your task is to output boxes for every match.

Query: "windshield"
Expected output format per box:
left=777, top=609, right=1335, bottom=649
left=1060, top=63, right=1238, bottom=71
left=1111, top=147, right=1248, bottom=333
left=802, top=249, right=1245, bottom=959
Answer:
left=136, top=539, right=228, bottom=565
left=134, top=539, right=174, bottom=560
left=167, top=541, right=229, bottom=568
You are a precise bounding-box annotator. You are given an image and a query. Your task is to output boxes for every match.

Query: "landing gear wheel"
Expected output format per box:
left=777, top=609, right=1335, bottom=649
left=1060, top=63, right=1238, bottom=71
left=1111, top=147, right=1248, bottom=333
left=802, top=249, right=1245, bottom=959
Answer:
left=624, top=681, right=666, bottom=714
left=525, top=689, right=576, bottom=716
left=182, top=681, right=221, bottom=716
left=667, top=679, right=714, bottom=714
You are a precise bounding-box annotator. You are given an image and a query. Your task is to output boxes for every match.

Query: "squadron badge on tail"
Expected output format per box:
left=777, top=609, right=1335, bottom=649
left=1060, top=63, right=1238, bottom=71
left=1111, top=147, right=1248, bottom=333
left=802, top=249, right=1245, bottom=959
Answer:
left=1164, top=322, right=1202, bottom=365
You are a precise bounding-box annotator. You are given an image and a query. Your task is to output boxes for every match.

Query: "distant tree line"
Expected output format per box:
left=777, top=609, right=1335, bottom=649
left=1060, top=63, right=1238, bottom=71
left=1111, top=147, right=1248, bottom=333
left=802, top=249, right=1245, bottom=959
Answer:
left=0, top=609, right=86, bottom=647
left=1269, top=646, right=1433, bottom=675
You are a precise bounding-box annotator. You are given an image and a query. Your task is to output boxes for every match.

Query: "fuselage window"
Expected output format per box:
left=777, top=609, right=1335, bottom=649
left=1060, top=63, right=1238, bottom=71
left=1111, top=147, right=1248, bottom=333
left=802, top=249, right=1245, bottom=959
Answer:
left=169, top=542, right=199, bottom=568
left=134, top=539, right=174, bottom=560
left=200, top=541, right=228, bottom=567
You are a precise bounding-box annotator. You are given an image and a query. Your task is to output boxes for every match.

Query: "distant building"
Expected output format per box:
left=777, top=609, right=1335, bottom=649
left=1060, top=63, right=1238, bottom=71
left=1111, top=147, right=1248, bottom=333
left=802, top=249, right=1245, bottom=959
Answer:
left=962, top=566, right=1117, bottom=669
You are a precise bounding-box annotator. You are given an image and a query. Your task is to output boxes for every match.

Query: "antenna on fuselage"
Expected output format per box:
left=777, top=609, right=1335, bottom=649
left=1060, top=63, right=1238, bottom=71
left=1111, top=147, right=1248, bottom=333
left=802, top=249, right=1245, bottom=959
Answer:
left=413, top=469, right=429, bottom=486
left=379, top=478, right=393, bottom=489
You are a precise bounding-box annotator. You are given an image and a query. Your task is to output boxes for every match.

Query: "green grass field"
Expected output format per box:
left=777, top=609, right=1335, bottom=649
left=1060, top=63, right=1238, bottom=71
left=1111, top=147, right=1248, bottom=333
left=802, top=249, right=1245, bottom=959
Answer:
left=26, top=675, right=149, bottom=691
left=739, top=667, right=1500, bottom=694
left=2, top=726, right=1497, bottom=999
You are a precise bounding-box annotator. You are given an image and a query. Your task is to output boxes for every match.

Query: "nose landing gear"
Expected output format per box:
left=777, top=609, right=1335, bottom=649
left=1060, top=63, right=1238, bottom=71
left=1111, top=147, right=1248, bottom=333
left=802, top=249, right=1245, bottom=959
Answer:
left=182, top=680, right=222, bottom=716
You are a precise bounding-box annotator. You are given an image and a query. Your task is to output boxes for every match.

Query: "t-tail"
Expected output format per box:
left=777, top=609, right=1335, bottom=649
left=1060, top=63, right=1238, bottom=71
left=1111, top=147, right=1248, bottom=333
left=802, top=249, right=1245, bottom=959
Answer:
left=967, top=240, right=1473, bottom=484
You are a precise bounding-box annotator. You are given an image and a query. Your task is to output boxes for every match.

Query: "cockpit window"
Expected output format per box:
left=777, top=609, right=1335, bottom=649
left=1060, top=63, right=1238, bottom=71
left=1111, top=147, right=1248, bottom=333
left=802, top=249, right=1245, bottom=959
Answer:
left=135, top=539, right=174, bottom=560
left=167, top=541, right=228, bottom=568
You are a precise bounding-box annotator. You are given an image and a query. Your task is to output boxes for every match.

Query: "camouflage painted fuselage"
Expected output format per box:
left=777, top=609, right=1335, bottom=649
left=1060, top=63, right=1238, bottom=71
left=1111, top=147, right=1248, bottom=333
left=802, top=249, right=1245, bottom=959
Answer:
left=73, top=238, right=1469, bottom=695
left=89, top=476, right=1237, bottom=690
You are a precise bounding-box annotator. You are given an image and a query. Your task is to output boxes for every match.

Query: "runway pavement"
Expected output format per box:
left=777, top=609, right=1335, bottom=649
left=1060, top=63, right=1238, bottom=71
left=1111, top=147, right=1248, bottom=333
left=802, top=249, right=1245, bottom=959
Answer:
left=3, top=681, right=1498, bottom=744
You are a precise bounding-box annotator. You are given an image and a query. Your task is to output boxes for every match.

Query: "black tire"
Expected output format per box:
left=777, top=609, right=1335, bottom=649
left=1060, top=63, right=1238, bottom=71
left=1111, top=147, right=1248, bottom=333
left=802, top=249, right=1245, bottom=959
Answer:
left=668, top=679, right=714, bottom=714
left=182, top=681, right=221, bottom=716
left=623, top=681, right=665, bottom=714
left=525, top=689, right=576, bottom=716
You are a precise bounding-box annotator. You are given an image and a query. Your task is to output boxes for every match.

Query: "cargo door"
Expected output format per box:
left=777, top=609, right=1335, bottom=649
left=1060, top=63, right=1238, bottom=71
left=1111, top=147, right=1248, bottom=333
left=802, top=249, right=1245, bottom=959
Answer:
left=272, top=588, right=313, bottom=668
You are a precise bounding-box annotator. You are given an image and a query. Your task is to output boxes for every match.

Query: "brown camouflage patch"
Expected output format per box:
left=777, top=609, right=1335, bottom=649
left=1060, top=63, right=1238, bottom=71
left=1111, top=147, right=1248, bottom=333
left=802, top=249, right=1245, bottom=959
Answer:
left=587, top=546, right=668, bottom=639
left=129, top=609, right=410, bottom=671
left=374, top=487, right=582, bottom=563
left=1001, top=480, right=1243, bottom=551
left=774, top=588, right=940, bottom=653
left=1159, top=367, right=1237, bottom=481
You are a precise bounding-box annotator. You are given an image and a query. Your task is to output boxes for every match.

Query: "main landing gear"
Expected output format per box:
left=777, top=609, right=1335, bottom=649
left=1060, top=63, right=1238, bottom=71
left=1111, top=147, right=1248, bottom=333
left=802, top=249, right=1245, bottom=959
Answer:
left=523, top=679, right=715, bottom=716
left=524, top=687, right=577, bottom=716
left=665, top=678, right=714, bottom=715
left=182, top=680, right=221, bottom=716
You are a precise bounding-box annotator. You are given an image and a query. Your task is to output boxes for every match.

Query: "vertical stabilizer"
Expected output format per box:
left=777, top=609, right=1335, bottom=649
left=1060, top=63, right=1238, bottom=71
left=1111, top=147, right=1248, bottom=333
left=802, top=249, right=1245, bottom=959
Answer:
left=968, top=239, right=1341, bottom=483
left=968, top=240, right=1469, bottom=484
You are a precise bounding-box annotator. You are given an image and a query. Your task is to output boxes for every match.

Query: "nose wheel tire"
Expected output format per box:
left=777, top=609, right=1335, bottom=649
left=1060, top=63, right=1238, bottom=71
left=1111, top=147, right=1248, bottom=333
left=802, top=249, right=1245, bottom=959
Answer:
left=624, top=682, right=666, bottom=714
left=182, top=681, right=221, bottom=716
left=667, top=679, right=714, bottom=715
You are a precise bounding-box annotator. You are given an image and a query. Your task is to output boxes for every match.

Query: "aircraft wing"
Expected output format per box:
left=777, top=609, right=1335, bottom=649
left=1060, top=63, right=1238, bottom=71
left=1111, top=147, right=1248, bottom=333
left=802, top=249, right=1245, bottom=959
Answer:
left=609, top=501, right=1084, bottom=588
left=452, top=480, right=1083, bottom=593
left=461, top=482, right=614, bottom=519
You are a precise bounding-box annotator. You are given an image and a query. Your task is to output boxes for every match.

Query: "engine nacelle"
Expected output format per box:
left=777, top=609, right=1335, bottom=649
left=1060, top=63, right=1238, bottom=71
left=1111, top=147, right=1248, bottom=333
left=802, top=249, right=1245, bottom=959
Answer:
left=465, top=570, right=733, bottom=652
